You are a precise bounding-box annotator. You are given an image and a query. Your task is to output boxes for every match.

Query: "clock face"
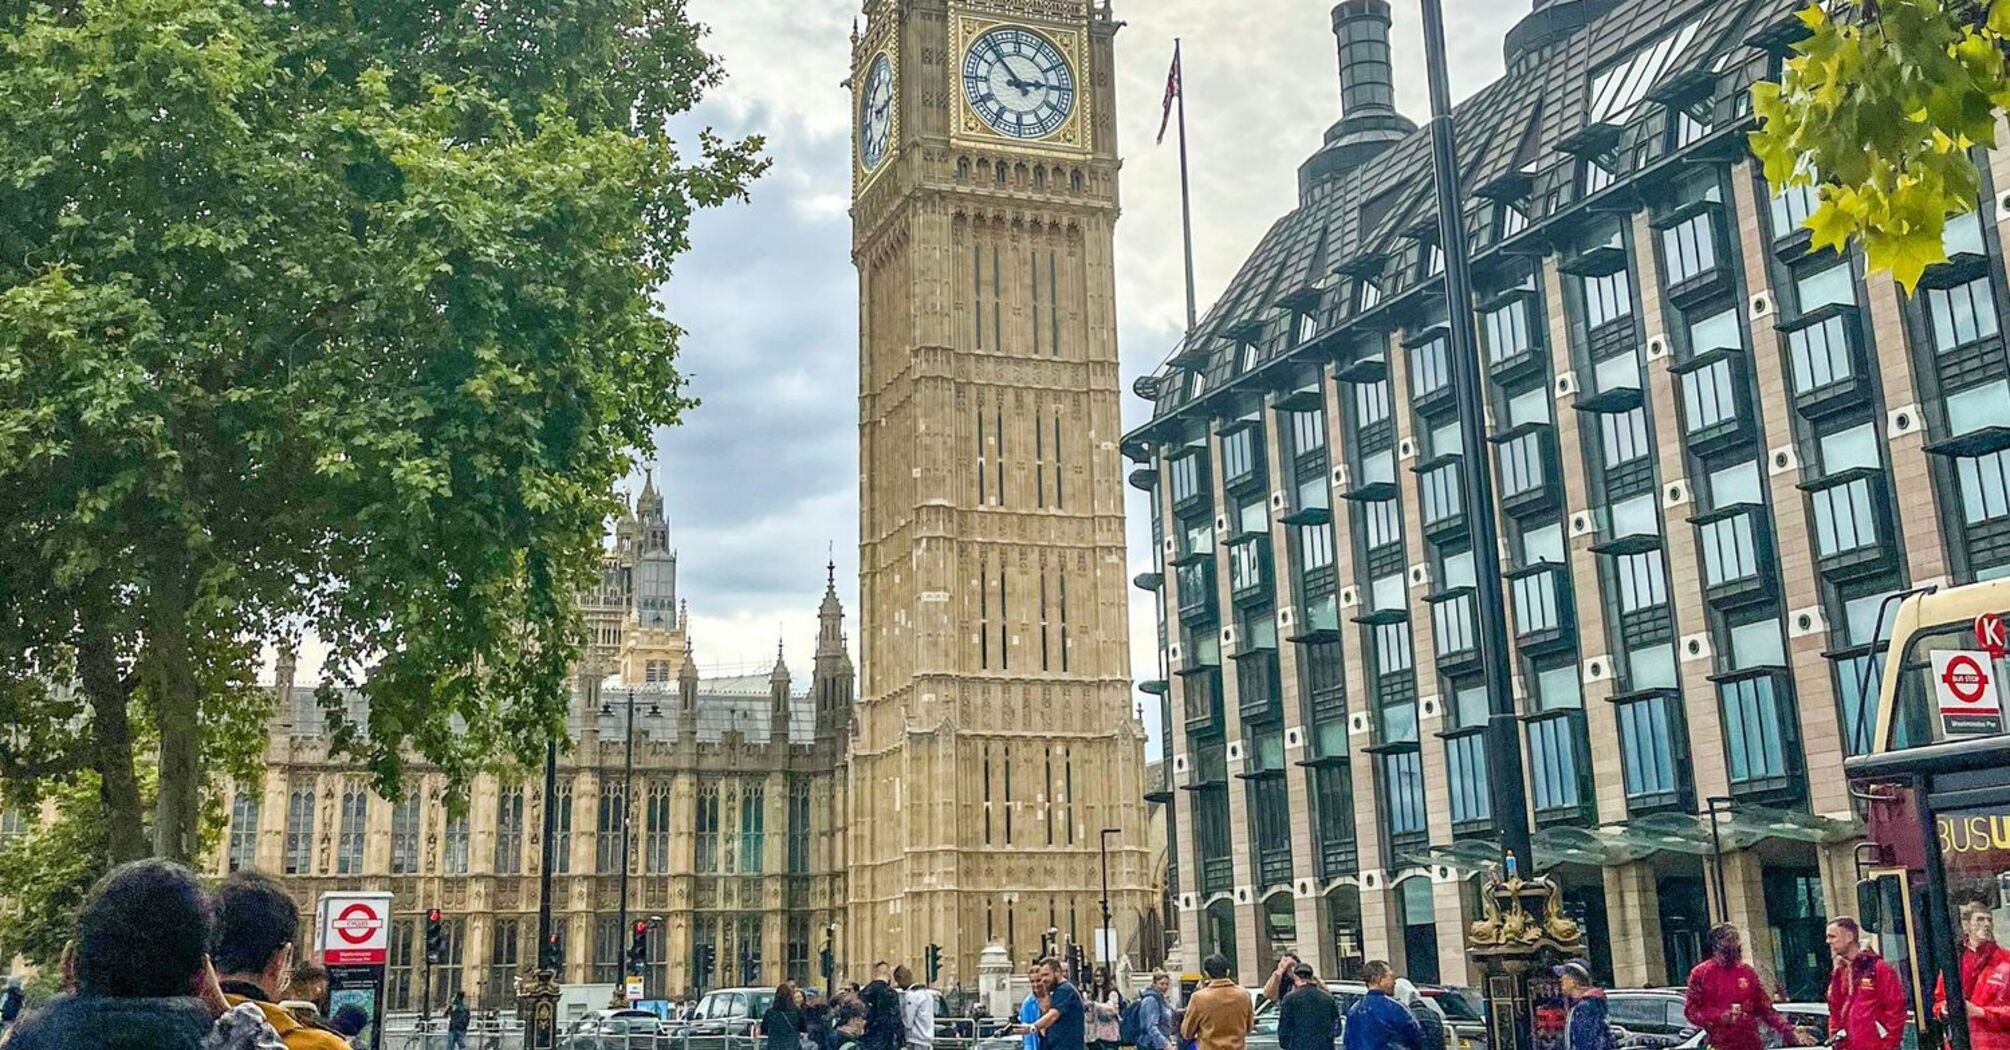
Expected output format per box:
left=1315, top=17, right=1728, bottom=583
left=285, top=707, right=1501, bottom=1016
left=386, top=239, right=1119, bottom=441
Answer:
left=961, top=26, right=1075, bottom=140
left=860, top=54, right=894, bottom=171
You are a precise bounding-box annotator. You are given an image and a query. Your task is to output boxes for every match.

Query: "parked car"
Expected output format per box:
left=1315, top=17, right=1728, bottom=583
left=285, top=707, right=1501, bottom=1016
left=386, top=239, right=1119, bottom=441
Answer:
left=1421, top=985, right=1487, bottom=1050
left=676, top=987, right=778, bottom=1050
left=562, top=1008, right=667, bottom=1050
left=1604, top=989, right=1698, bottom=1050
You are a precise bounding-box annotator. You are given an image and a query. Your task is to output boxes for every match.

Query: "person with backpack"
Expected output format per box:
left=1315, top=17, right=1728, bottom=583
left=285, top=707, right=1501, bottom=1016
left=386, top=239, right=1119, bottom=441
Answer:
left=1126, top=972, right=1174, bottom=1050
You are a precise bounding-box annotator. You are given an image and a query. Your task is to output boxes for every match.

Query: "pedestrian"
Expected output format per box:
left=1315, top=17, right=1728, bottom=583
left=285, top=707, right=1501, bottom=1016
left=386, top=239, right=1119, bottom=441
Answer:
left=209, top=871, right=350, bottom=1050
left=1264, top=955, right=1305, bottom=1008
left=1824, top=918, right=1905, bottom=1050
left=897, top=966, right=936, bottom=1050
left=1937, top=903, right=2010, bottom=1050
left=1136, top=971, right=1176, bottom=1050
left=1277, top=964, right=1338, bottom=1050
left=446, top=993, right=471, bottom=1050
left=1029, top=957, right=1088, bottom=1050
left=1553, top=962, right=1611, bottom=1050
left=1, top=858, right=285, bottom=1050
left=1683, top=923, right=1807, bottom=1050
left=1179, top=953, right=1253, bottom=1050
left=1022, top=962, right=1051, bottom=1050
left=805, top=989, right=834, bottom=1050
left=766, top=981, right=807, bottom=1050
left=1342, top=962, right=1424, bottom=1050
left=863, top=963, right=905, bottom=1050
left=0, top=977, right=23, bottom=1036
left=327, top=1004, right=367, bottom=1047
left=279, top=963, right=332, bottom=1032
left=1393, top=980, right=1446, bottom=1050
left=1088, top=967, right=1122, bottom=1050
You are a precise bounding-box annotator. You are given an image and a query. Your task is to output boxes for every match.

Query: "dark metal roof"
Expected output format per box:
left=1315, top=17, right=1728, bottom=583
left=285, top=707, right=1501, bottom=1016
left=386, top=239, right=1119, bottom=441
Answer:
left=1136, top=0, right=1799, bottom=432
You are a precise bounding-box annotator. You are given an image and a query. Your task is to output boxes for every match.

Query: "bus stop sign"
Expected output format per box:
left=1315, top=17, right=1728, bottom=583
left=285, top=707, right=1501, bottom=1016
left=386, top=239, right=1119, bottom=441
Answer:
left=1935, top=650, right=2005, bottom=736
left=1977, top=612, right=2008, bottom=658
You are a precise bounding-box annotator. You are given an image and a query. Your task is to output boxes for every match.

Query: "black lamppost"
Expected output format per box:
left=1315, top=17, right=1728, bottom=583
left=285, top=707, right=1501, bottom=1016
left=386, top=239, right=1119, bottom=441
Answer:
left=1097, top=828, right=1120, bottom=968
left=604, top=685, right=662, bottom=981
left=1706, top=796, right=1734, bottom=923
left=1417, top=0, right=1534, bottom=869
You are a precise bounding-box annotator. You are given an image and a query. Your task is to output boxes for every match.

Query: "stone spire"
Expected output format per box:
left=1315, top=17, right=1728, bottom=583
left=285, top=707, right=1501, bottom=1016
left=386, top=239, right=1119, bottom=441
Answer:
left=771, top=637, right=794, bottom=745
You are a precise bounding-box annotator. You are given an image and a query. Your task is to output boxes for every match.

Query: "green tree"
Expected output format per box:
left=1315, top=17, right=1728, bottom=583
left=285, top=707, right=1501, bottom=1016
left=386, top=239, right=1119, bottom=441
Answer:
left=1751, top=0, right=2010, bottom=290
left=0, top=0, right=764, bottom=861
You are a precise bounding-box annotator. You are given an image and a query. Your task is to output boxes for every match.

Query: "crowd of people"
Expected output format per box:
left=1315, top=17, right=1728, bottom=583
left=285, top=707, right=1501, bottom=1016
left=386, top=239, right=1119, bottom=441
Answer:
left=3, top=853, right=2003, bottom=1050
left=0, top=858, right=358, bottom=1050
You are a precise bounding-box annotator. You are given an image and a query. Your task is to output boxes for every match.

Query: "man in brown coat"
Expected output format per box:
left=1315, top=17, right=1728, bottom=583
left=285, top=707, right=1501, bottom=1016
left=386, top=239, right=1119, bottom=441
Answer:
left=1181, top=954, right=1253, bottom=1050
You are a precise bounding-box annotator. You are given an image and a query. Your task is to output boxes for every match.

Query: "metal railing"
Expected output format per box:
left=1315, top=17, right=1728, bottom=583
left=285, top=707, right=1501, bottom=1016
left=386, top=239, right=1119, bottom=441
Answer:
left=384, top=1019, right=1004, bottom=1050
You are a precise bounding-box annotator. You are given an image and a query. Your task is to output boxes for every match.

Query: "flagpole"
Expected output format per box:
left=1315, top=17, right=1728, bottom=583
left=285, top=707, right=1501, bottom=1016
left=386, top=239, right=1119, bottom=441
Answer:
left=1173, top=39, right=1198, bottom=335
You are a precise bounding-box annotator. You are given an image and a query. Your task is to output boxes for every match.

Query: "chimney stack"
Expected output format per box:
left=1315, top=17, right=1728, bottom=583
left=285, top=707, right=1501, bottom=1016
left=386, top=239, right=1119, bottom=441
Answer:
left=1334, top=0, right=1398, bottom=120
left=1299, top=0, right=1416, bottom=201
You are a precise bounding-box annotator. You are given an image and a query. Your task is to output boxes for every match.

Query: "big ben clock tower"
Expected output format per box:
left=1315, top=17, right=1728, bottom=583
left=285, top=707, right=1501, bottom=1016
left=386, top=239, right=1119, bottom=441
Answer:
left=847, top=0, right=1151, bottom=980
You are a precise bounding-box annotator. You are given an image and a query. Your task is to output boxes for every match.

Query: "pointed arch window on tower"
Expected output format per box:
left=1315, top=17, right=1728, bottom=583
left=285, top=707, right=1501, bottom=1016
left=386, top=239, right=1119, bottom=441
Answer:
left=553, top=781, right=573, bottom=875
left=1064, top=754, right=1076, bottom=844
left=983, top=750, right=995, bottom=845
left=494, top=787, right=524, bottom=875
left=976, top=404, right=989, bottom=505
left=998, top=565, right=1010, bottom=670
left=285, top=783, right=315, bottom=876
left=741, top=786, right=765, bottom=874
left=1045, top=746, right=1056, bottom=845
left=1040, top=572, right=1052, bottom=670
left=787, top=778, right=811, bottom=874
left=978, top=555, right=991, bottom=671
left=1053, top=411, right=1065, bottom=508
left=596, top=783, right=626, bottom=874
left=1036, top=413, right=1047, bottom=510
left=695, top=782, right=720, bottom=874
left=1003, top=744, right=1015, bottom=844
left=1058, top=571, right=1071, bottom=673
left=645, top=781, right=672, bottom=873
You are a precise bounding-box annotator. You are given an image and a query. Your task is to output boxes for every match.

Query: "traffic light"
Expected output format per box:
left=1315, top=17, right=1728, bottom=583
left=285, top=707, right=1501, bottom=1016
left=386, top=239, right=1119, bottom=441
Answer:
left=819, top=928, right=836, bottom=982
left=425, top=909, right=446, bottom=965
left=543, top=930, right=564, bottom=971
left=924, top=944, right=942, bottom=985
left=627, top=920, right=649, bottom=975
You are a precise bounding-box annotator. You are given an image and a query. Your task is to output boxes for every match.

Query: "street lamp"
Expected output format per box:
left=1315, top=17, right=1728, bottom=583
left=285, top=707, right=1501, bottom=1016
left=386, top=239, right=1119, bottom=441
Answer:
left=603, top=685, right=663, bottom=979
left=1097, top=828, right=1120, bottom=969
left=1417, top=0, right=1533, bottom=869
left=1705, top=796, right=1734, bottom=924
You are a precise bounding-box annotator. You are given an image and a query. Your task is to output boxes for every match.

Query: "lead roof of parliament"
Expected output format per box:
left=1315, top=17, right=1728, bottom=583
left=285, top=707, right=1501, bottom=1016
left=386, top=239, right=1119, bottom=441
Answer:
left=1128, top=0, right=1807, bottom=439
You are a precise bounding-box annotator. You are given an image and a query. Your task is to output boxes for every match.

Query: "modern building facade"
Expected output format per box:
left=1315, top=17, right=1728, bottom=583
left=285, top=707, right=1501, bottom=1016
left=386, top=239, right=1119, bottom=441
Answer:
left=847, top=0, right=1154, bottom=984
left=212, top=484, right=853, bottom=1007
left=1126, top=0, right=2010, bottom=999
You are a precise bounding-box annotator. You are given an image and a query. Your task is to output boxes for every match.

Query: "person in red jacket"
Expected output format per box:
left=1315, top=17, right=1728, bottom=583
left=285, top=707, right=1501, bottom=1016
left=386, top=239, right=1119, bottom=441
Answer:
left=1825, top=918, right=1908, bottom=1050
left=1936, top=903, right=2010, bottom=1050
left=1685, top=924, right=1808, bottom=1050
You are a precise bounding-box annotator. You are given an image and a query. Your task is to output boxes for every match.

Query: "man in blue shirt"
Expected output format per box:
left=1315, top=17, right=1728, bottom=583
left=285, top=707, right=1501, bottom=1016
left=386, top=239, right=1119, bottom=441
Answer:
left=1026, top=958, right=1086, bottom=1050
left=1342, top=962, right=1423, bottom=1050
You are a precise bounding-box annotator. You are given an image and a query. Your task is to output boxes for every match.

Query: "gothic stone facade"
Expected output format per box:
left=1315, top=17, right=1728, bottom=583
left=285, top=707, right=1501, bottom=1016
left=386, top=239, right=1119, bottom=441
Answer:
left=213, top=487, right=853, bottom=1007
left=847, top=0, right=1154, bottom=984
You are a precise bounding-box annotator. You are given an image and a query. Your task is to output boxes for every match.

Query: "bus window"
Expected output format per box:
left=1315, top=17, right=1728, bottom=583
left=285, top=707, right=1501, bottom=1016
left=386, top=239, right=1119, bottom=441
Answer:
left=1891, top=623, right=2002, bottom=749
left=1932, top=801, right=2010, bottom=1046
left=1859, top=869, right=1931, bottom=1042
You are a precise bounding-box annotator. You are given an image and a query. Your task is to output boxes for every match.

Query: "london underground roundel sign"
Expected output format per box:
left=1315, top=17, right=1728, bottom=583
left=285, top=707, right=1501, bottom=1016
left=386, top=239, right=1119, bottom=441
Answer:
left=318, top=892, right=392, bottom=965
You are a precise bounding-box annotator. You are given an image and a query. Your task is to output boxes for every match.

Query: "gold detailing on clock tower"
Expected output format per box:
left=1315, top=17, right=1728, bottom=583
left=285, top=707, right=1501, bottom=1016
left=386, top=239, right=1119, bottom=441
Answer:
left=847, top=0, right=1150, bottom=984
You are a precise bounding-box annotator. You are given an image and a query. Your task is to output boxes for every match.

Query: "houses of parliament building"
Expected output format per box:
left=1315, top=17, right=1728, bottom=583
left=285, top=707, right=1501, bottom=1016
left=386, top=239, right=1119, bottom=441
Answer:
left=210, top=479, right=855, bottom=1009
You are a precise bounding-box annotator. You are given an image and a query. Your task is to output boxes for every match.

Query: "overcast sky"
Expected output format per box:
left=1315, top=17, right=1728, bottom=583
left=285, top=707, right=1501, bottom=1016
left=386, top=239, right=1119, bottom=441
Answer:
left=644, top=0, right=1528, bottom=729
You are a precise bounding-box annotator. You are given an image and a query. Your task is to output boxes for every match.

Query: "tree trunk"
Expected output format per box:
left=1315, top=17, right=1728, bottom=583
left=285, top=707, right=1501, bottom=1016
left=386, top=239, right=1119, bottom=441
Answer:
left=148, top=582, right=204, bottom=863
left=77, top=633, right=147, bottom=864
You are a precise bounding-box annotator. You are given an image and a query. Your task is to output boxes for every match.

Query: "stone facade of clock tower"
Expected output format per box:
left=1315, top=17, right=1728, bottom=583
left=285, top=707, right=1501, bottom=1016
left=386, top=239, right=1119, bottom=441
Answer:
left=846, top=0, right=1152, bottom=984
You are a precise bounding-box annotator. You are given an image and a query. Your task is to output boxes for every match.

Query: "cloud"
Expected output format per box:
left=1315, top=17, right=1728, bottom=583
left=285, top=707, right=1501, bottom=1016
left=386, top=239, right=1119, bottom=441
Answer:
left=648, top=0, right=1527, bottom=729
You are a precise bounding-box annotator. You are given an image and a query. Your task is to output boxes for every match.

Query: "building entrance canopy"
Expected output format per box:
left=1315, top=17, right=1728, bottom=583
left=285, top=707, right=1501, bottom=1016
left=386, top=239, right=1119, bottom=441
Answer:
left=1402, top=808, right=1860, bottom=875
